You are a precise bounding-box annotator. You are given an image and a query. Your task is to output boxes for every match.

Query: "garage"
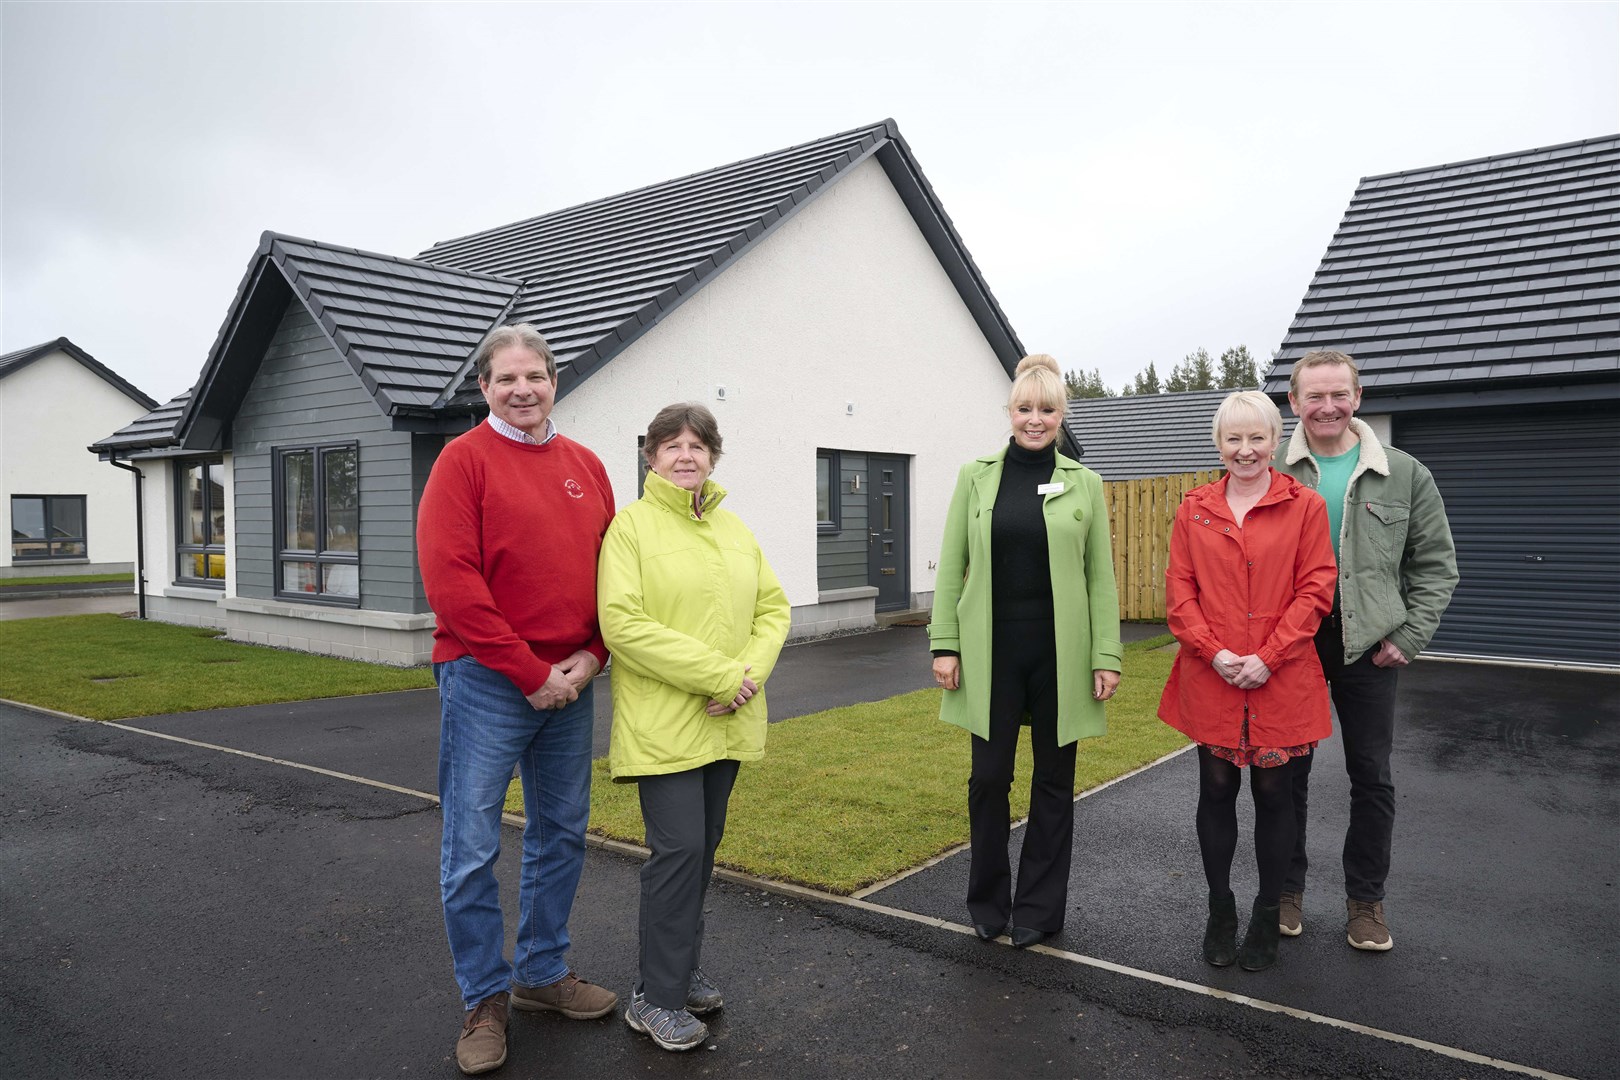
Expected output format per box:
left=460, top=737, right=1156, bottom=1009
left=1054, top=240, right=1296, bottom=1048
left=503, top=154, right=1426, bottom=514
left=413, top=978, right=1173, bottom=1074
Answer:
left=1394, top=403, right=1620, bottom=667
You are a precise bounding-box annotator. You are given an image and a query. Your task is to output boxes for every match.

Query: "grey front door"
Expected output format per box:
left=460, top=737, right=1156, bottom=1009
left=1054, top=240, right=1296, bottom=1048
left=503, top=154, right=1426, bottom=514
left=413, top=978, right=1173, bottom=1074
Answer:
left=865, top=454, right=910, bottom=611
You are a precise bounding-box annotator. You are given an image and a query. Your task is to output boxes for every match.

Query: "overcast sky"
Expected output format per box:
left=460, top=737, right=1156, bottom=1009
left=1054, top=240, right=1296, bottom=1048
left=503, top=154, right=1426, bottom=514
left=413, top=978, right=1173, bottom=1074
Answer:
left=2, top=1, right=1615, bottom=403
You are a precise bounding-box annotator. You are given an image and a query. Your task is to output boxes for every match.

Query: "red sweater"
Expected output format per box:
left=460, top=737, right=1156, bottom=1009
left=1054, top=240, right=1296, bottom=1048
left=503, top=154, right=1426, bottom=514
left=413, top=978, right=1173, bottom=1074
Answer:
left=417, top=423, right=615, bottom=695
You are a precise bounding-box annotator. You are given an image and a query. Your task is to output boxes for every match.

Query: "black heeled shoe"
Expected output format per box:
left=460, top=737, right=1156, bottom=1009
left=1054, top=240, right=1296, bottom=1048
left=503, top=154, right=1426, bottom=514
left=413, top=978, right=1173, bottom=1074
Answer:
left=1203, top=891, right=1238, bottom=967
left=1239, top=898, right=1281, bottom=971
left=1009, top=925, right=1050, bottom=949
left=972, top=922, right=1005, bottom=942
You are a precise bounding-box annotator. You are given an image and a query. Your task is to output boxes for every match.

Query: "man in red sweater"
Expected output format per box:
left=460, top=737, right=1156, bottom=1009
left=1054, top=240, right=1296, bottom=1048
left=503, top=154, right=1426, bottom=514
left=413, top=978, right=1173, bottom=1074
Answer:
left=417, top=324, right=618, bottom=1076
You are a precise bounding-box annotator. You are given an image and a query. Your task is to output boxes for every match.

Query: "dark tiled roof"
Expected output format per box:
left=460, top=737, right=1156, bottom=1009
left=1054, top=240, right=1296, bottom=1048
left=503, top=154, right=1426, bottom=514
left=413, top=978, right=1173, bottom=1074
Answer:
left=265, top=235, right=521, bottom=412
left=1265, top=135, right=1620, bottom=397
left=1066, top=389, right=1296, bottom=480
left=420, top=119, right=1022, bottom=404
left=93, top=391, right=191, bottom=454
left=1, top=337, right=157, bottom=410
left=111, top=119, right=1022, bottom=449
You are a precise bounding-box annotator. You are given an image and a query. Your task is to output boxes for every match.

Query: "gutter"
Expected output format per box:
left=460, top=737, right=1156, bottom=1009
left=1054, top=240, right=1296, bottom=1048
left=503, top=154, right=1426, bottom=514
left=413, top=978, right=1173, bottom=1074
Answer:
left=105, top=454, right=147, bottom=620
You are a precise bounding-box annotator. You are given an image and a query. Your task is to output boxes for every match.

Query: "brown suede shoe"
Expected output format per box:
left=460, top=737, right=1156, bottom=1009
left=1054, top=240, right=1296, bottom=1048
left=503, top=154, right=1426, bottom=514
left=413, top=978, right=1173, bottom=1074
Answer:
left=1346, top=898, right=1394, bottom=951
left=456, top=993, right=509, bottom=1076
left=1279, top=891, right=1304, bottom=937
left=510, top=971, right=618, bottom=1020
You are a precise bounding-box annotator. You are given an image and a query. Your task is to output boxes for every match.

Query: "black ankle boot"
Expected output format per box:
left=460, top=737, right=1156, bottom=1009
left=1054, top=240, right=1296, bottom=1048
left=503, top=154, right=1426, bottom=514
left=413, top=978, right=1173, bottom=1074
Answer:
left=1203, top=891, right=1238, bottom=967
left=1239, top=898, right=1281, bottom=971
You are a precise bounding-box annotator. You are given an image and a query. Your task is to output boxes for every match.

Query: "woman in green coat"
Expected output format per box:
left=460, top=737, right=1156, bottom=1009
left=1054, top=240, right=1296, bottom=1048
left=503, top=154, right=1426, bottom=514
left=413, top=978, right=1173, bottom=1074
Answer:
left=929, top=354, right=1123, bottom=949
left=598, top=403, right=790, bottom=1051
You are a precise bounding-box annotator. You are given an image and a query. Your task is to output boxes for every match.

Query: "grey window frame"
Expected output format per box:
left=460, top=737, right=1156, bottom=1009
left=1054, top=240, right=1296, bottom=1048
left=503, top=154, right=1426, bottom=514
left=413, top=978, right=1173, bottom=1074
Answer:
left=175, top=457, right=227, bottom=587
left=271, top=442, right=360, bottom=607
left=10, top=494, right=88, bottom=561
left=816, top=450, right=841, bottom=532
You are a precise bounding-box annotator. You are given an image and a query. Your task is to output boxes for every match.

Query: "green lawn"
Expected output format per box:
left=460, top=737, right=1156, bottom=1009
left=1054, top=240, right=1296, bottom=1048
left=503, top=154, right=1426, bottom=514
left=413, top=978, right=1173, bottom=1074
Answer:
left=0, top=614, right=433, bottom=719
left=510, top=634, right=1185, bottom=894
left=0, top=573, right=134, bottom=588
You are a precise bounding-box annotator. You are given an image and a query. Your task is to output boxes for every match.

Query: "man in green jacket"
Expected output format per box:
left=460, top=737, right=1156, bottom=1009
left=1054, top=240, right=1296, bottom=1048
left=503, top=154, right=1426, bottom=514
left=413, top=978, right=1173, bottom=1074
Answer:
left=1278, top=349, right=1458, bottom=953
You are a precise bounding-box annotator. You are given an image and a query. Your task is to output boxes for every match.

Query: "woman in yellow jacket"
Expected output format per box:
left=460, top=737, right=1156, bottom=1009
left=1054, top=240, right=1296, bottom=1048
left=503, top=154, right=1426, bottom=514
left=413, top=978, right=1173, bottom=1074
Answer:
left=930, top=354, right=1123, bottom=949
left=598, top=402, right=789, bottom=1052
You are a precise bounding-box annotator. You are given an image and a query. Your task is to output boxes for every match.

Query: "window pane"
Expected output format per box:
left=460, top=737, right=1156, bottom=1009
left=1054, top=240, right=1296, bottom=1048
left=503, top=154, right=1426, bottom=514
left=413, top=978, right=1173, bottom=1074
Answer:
left=283, top=452, right=315, bottom=551
left=282, top=560, right=319, bottom=594
left=816, top=457, right=831, bottom=522
left=323, top=448, right=358, bottom=553
left=323, top=563, right=359, bottom=598
left=183, top=464, right=206, bottom=545
left=11, top=497, right=45, bottom=540
left=50, top=497, right=85, bottom=538
left=52, top=540, right=87, bottom=558
left=206, top=463, right=226, bottom=545
left=883, top=494, right=892, bottom=530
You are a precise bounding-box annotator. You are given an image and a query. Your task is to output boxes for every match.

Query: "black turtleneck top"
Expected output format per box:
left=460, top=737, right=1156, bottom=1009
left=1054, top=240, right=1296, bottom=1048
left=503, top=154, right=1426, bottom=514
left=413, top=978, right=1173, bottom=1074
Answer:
left=991, top=437, right=1056, bottom=625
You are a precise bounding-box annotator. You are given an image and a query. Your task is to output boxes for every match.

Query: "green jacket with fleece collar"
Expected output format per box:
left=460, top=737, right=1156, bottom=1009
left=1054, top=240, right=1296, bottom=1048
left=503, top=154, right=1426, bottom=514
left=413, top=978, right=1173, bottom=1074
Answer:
left=1279, top=418, right=1458, bottom=663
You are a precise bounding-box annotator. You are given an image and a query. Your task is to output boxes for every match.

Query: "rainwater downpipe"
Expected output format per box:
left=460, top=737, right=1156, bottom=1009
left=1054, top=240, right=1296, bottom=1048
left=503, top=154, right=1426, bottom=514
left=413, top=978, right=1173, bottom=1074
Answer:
left=106, top=453, right=147, bottom=620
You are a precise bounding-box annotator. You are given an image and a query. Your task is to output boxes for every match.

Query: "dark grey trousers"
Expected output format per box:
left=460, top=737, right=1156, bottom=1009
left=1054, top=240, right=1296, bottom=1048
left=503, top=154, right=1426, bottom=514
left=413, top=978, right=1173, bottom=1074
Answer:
left=635, top=758, right=740, bottom=1009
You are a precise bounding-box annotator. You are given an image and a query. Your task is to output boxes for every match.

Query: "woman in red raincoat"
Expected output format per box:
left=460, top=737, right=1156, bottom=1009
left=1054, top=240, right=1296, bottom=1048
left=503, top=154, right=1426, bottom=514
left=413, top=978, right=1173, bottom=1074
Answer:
left=1158, top=391, right=1335, bottom=972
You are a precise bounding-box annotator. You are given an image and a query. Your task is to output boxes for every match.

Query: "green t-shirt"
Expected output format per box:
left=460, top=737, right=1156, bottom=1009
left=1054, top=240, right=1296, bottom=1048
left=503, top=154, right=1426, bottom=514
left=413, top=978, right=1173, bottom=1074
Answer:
left=1316, top=444, right=1360, bottom=560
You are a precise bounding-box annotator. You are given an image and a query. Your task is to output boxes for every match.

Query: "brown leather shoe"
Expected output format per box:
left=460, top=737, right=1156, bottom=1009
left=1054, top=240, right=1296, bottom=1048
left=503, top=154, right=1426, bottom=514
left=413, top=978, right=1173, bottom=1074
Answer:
left=510, top=971, right=618, bottom=1020
left=456, top=993, right=509, bottom=1076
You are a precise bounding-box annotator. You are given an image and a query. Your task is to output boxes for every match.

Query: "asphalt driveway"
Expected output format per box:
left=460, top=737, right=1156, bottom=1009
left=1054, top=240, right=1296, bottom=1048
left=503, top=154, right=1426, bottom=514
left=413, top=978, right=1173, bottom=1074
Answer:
left=2, top=626, right=1614, bottom=1079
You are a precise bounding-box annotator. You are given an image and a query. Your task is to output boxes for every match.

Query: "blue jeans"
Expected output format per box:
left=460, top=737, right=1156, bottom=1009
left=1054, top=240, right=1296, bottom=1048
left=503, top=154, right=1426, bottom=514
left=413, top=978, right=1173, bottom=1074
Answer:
left=435, top=656, right=593, bottom=1009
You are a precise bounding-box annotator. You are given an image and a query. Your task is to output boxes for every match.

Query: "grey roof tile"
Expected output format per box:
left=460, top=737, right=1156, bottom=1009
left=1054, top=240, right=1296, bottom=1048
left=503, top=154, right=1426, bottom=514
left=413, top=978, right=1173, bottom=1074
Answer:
left=1266, top=134, right=1620, bottom=397
left=1062, top=389, right=1290, bottom=480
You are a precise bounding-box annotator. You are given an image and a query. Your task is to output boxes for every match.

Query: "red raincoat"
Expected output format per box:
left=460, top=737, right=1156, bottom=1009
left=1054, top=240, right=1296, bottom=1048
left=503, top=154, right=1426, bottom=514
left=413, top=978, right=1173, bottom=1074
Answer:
left=1157, top=470, right=1336, bottom=748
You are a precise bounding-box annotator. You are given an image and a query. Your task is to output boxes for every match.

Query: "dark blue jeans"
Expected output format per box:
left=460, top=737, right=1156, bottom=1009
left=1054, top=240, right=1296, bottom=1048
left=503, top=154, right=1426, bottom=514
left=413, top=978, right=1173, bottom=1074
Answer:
left=435, top=656, right=594, bottom=1009
left=1285, top=614, right=1400, bottom=902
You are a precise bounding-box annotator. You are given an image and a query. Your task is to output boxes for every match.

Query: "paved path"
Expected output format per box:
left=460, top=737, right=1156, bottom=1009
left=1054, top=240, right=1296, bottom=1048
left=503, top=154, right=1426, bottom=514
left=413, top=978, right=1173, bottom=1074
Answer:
left=3, top=624, right=1613, bottom=1079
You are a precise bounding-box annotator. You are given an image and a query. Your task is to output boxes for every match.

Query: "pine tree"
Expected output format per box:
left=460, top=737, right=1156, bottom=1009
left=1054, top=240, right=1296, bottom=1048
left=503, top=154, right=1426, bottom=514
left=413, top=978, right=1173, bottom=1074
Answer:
left=1218, top=345, right=1259, bottom=389
left=1127, top=362, right=1161, bottom=395
left=1065, top=367, right=1113, bottom=399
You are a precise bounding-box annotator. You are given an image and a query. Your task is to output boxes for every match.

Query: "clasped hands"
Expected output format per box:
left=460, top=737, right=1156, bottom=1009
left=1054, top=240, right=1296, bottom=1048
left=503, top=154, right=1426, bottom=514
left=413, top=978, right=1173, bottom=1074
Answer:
left=524, top=650, right=600, bottom=711
left=1211, top=649, right=1271, bottom=690
left=706, top=666, right=758, bottom=716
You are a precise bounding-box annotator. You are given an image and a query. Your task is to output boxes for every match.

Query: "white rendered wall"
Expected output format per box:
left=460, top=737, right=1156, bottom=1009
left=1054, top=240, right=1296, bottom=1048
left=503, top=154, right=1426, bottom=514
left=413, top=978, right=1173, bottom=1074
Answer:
left=0, top=351, right=151, bottom=572
left=550, top=156, right=1016, bottom=608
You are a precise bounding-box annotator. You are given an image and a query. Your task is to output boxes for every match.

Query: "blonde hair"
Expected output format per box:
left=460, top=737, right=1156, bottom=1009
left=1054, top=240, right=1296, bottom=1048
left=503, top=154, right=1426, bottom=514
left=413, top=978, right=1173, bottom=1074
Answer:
left=1211, top=390, right=1283, bottom=447
left=1008, top=353, right=1065, bottom=412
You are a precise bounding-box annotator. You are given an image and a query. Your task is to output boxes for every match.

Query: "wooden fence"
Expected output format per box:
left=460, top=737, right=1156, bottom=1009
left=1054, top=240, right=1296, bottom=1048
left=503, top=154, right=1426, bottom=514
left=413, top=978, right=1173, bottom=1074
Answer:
left=1103, top=470, right=1218, bottom=621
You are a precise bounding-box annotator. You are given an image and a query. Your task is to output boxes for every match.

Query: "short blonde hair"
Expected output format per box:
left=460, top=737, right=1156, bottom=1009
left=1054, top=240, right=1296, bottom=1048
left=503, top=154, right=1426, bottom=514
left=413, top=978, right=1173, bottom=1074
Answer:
left=1008, top=353, right=1065, bottom=412
left=1211, top=390, right=1283, bottom=447
left=1289, top=349, right=1360, bottom=397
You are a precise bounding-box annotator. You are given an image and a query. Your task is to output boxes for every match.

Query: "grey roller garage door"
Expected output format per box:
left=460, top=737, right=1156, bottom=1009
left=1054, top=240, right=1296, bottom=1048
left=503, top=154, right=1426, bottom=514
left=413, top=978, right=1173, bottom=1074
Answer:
left=1394, top=403, right=1620, bottom=667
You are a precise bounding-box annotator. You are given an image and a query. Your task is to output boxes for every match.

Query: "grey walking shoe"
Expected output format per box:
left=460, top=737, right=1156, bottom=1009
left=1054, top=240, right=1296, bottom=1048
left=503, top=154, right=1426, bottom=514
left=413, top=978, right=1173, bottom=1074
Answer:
left=624, top=990, right=708, bottom=1051
left=686, top=967, right=723, bottom=1016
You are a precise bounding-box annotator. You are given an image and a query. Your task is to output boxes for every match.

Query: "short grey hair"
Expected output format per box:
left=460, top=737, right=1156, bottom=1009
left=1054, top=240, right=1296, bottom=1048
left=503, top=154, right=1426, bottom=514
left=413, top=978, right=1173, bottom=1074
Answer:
left=1211, top=390, right=1283, bottom=447
left=474, top=323, right=556, bottom=384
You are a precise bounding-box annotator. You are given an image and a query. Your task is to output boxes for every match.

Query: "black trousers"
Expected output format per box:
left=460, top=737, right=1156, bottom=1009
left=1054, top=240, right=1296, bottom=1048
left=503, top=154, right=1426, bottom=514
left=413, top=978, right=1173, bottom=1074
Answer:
left=1285, top=612, right=1401, bottom=901
left=966, top=619, right=1076, bottom=933
left=636, top=759, right=739, bottom=1009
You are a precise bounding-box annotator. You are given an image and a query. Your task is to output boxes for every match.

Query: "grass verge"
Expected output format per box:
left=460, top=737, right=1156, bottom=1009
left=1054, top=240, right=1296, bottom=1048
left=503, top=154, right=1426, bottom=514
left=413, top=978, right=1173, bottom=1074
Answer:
left=0, top=573, right=134, bottom=588
left=509, top=634, right=1185, bottom=894
left=0, top=614, right=433, bottom=720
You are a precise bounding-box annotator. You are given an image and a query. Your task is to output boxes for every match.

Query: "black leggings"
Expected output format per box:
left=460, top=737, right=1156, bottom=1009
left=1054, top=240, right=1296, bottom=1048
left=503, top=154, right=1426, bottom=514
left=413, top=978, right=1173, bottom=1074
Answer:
left=1195, top=746, right=1297, bottom=904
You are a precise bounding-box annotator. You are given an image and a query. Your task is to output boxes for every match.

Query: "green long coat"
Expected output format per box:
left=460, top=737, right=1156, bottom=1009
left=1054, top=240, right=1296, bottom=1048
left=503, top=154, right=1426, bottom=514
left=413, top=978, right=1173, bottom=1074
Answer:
left=928, top=447, right=1123, bottom=746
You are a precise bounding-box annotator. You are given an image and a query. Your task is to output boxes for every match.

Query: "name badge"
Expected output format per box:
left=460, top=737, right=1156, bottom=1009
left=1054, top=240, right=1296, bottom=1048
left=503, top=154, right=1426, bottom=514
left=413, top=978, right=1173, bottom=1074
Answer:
left=1037, top=482, right=1064, bottom=495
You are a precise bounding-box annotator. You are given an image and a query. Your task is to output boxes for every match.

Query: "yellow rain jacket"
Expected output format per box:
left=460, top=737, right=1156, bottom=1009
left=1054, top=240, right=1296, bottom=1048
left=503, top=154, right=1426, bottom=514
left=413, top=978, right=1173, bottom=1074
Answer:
left=598, top=470, right=790, bottom=781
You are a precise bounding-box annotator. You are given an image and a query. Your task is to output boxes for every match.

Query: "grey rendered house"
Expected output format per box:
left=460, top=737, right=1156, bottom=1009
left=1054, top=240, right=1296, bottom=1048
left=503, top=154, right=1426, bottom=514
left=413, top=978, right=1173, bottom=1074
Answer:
left=1264, top=134, right=1619, bottom=668
left=92, top=120, right=1031, bottom=662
